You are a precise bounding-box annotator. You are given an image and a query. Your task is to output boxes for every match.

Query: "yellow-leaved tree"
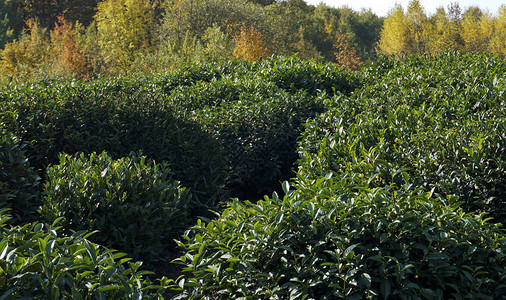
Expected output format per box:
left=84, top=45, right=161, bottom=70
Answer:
left=0, top=19, right=49, bottom=76
left=94, top=0, right=155, bottom=73
left=490, top=5, right=506, bottom=58
left=405, top=0, right=429, bottom=54
left=377, top=4, right=409, bottom=57
left=333, top=31, right=363, bottom=71
left=426, top=7, right=453, bottom=55
left=461, top=7, right=494, bottom=53
left=233, top=25, right=270, bottom=62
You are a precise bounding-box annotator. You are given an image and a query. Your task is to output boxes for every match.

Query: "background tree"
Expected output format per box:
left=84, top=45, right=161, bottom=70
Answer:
left=233, top=25, right=270, bottom=62
left=405, top=0, right=428, bottom=54
left=333, top=30, right=363, bottom=70
left=50, top=16, right=90, bottom=78
left=295, top=26, right=320, bottom=59
left=246, top=0, right=275, bottom=5
left=377, top=4, right=409, bottom=57
left=202, top=25, right=234, bottom=63
left=263, top=0, right=315, bottom=57
left=489, top=5, right=506, bottom=58
left=0, top=0, right=23, bottom=48
left=0, top=19, right=49, bottom=75
left=94, top=0, right=155, bottom=73
left=426, top=7, right=453, bottom=55
left=161, top=0, right=264, bottom=43
left=353, top=8, right=383, bottom=59
left=10, top=0, right=98, bottom=29
left=446, top=2, right=464, bottom=50
left=460, top=6, right=493, bottom=53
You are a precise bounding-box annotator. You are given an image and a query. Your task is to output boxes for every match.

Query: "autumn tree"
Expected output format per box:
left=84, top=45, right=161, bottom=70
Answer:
left=233, top=25, right=270, bottom=62
left=405, top=0, right=428, bottom=54
left=94, top=0, right=155, bottom=73
left=461, top=6, right=494, bottom=53
left=333, top=31, right=363, bottom=71
left=50, top=16, right=90, bottom=78
left=377, top=4, right=409, bottom=57
left=489, top=5, right=506, bottom=58
left=446, top=2, right=464, bottom=50
left=426, top=7, right=453, bottom=55
left=0, top=19, right=49, bottom=75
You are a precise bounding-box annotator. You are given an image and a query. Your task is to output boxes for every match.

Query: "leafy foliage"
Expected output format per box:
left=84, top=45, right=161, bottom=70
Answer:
left=0, top=56, right=358, bottom=203
left=173, top=52, right=506, bottom=299
left=40, top=151, right=191, bottom=262
left=0, top=77, right=227, bottom=209
left=0, top=129, right=39, bottom=223
left=300, top=53, right=506, bottom=223
left=175, top=179, right=505, bottom=299
left=0, top=210, right=168, bottom=299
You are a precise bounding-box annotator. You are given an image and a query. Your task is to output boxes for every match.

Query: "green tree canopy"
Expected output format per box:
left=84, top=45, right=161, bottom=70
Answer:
left=94, top=0, right=155, bottom=73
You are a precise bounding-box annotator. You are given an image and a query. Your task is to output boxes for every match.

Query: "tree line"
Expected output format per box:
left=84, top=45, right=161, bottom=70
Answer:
left=0, top=0, right=382, bottom=81
left=378, top=0, right=506, bottom=58
left=0, top=0, right=504, bottom=82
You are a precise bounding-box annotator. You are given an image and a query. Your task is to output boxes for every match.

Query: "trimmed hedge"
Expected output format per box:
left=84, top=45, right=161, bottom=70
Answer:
left=41, top=151, right=191, bottom=262
left=299, top=52, right=506, bottom=223
left=174, top=179, right=506, bottom=299
left=0, top=210, right=168, bottom=299
left=173, top=53, right=506, bottom=299
left=0, top=128, right=39, bottom=223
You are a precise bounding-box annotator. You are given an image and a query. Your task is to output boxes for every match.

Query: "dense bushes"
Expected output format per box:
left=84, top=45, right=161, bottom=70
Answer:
left=0, top=129, right=39, bottom=223
left=0, top=57, right=358, bottom=202
left=40, top=151, right=191, bottom=262
left=174, top=178, right=506, bottom=299
left=173, top=53, right=506, bottom=298
left=0, top=210, right=168, bottom=299
left=1, top=53, right=505, bottom=298
left=300, top=53, right=506, bottom=223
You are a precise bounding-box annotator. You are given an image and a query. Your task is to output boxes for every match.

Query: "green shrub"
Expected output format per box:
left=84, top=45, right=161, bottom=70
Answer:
left=171, top=51, right=506, bottom=299
left=250, top=56, right=360, bottom=95
left=194, top=89, right=327, bottom=199
left=299, top=52, right=506, bottom=223
left=0, top=56, right=360, bottom=203
left=0, top=128, right=39, bottom=223
left=163, top=57, right=359, bottom=199
left=174, top=178, right=506, bottom=299
left=0, top=210, right=168, bottom=299
left=0, top=78, right=227, bottom=209
left=41, top=151, right=191, bottom=262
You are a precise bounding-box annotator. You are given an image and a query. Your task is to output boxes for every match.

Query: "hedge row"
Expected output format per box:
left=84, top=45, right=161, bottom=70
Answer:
left=300, top=52, right=506, bottom=223
left=175, top=53, right=506, bottom=299
left=0, top=210, right=168, bottom=299
left=0, top=56, right=358, bottom=207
